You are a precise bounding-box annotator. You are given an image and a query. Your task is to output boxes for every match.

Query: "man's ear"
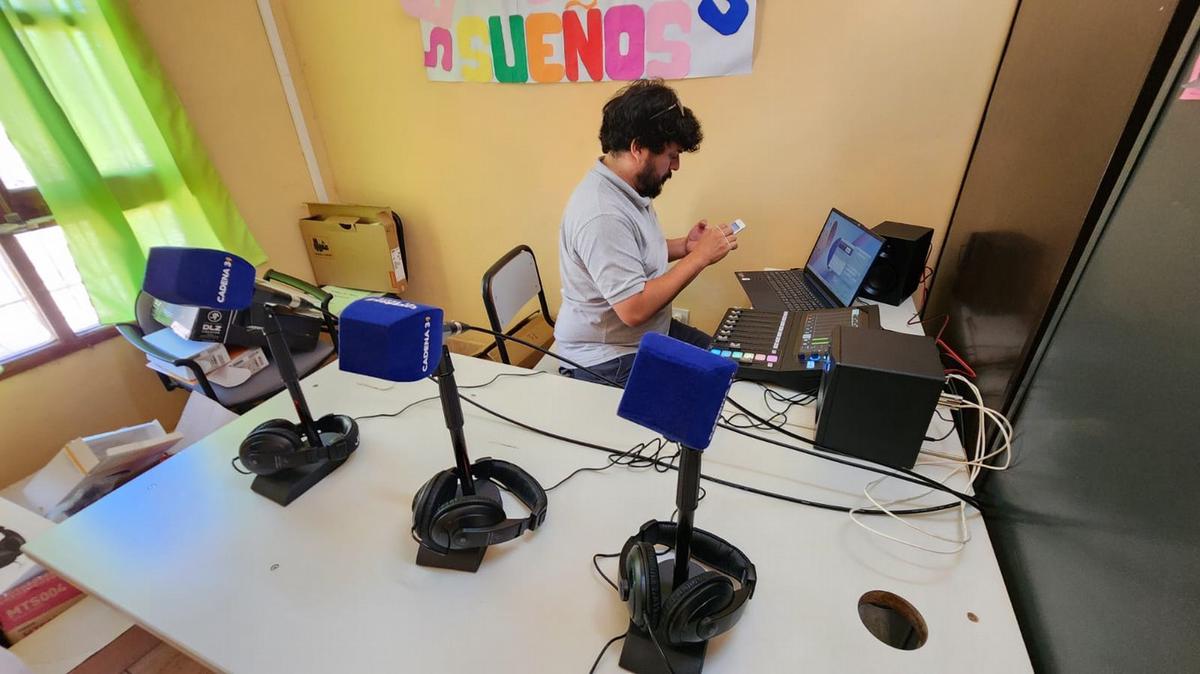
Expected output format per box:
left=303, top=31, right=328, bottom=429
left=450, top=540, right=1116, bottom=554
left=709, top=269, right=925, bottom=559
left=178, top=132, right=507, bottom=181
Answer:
left=629, top=139, right=647, bottom=163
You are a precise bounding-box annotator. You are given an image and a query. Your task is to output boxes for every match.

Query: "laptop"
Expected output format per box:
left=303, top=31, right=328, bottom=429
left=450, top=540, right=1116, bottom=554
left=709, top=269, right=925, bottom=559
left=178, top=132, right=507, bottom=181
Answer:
left=734, top=208, right=884, bottom=312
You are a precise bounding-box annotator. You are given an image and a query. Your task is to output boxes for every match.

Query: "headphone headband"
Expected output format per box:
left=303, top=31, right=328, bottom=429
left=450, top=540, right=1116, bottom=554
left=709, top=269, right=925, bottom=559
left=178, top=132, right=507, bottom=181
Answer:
left=242, top=414, right=359, bottom=473
left=447, top=458, right=548, bottom=548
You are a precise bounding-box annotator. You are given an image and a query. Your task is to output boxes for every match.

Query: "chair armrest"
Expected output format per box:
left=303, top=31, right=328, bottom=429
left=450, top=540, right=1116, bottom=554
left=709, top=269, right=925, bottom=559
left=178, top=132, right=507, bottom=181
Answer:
left=115, top=324, right=218, bottom=399
left=264, top=269, right=341, bottom=353
left=264, top=269, right=333, bottom=314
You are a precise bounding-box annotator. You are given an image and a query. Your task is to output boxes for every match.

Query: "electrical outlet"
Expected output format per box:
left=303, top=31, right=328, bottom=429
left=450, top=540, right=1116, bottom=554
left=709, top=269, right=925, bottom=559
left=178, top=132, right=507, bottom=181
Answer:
left=672, top=307, right=690, bottom=325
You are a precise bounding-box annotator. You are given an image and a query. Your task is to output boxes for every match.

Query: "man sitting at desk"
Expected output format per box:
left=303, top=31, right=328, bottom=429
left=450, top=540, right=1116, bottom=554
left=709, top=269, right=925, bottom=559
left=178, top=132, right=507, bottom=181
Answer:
left=555, top=79, right=738, bottom=387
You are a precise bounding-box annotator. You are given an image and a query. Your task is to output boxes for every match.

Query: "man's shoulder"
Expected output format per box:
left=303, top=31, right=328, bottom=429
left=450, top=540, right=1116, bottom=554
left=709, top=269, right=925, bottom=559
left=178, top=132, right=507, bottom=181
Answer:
left=564, top=178, right=636, bottom=231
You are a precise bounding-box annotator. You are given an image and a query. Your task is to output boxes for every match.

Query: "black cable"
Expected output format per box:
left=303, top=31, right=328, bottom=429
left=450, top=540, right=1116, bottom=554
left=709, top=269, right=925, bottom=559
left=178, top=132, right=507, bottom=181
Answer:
left=354, top=394, right=440, bottom=421
left=546, top=438, right=675, bottom=492
left=353, top=371, right=544, bottom=422
left=647, top=627, right=678, bottom=674
left=459, top=370, right=544, bottom=389
left=230, top=456, right=252, bottom=475
left=593, top=551, right=622, bottom=591
left=456, top=394, right=962, bottom=516
left=589, top=634, right=626, bottom=674
left=468, top=330, right=977, bottom=508
left=462, top=325, right=623, bottom=387
left=719, top=397, right=983, bottom=510
left=925, top=424, right=956, bottom=443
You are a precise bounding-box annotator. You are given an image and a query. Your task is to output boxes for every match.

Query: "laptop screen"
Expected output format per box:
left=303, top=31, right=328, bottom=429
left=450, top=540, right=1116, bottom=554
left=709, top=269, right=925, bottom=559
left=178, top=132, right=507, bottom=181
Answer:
left=804, top=209, right=884, bottom=306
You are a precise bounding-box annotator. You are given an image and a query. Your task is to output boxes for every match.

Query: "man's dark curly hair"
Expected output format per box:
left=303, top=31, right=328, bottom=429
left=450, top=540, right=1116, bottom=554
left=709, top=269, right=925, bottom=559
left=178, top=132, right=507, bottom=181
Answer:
left=599, top=79, right=703, bottom=155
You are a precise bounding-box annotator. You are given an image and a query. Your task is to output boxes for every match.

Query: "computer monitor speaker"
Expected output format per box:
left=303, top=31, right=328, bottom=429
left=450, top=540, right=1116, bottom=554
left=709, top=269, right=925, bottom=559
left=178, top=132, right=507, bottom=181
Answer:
left=861, top=221, right=933, bottom=306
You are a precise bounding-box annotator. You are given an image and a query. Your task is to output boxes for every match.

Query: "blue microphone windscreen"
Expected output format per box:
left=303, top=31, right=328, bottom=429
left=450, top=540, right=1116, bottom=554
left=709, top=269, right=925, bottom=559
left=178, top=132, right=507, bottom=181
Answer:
left=339, top=298, right=444, bottom=382
left=617, top=333, right=737, bottom=450
left=143, top=247, right=256, bottom=310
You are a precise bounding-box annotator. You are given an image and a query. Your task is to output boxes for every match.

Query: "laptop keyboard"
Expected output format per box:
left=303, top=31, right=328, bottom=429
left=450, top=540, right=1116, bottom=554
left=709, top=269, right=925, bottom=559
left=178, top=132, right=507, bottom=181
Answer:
left=765, top=271, right=825, bottom=311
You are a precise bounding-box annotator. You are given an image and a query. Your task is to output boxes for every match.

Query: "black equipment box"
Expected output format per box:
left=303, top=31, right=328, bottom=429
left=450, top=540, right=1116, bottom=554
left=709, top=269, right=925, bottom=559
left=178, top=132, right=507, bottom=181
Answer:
left=708, top=305, right=880, bottom=391
left=155, top=301, right=323, bottom=353
left=814, top=326, right=944, bottom=468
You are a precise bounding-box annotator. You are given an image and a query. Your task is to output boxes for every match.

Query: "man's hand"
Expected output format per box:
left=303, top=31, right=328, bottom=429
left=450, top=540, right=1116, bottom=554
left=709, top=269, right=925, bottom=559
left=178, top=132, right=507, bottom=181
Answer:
left=684, top=219, right=708, bottom=255
left=692, top=222, right=738, bottom=266
left=616, top=221, right=738, bottom=328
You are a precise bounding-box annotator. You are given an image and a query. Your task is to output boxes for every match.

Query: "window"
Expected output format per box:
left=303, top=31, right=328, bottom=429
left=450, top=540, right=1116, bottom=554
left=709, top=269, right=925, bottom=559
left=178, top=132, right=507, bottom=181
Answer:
left=0, top=122, right=108, bottom=377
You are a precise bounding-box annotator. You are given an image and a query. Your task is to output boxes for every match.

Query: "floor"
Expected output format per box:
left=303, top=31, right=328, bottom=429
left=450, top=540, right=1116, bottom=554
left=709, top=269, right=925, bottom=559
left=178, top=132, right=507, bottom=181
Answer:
left=69, top=627, right=212, bottom=674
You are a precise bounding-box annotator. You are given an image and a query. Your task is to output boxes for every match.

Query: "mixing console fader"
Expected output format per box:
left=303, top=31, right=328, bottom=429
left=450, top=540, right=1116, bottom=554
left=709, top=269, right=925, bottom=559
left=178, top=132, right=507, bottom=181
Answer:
left=708, top=305, right=881, bottom=390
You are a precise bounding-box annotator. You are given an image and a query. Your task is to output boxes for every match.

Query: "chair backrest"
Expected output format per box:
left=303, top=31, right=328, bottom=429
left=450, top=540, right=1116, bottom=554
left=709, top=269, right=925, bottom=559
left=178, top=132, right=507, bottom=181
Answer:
left=482, top=245, right=554, bottom=364
left=134, top=290, right=161, bottom=336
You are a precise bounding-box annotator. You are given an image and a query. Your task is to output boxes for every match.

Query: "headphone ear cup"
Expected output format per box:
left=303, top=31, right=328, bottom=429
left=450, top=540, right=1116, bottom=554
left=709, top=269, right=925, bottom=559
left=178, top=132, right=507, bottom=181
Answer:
left=239, top=423, right=303, bottom=476
left=412, top=471, right=457, bottom=546
left=624, top=542, right=662, bottom=629
left=429, top=496, right=504, bottom=550
left=662, top=571, right=735, bottom=644
left=0, top=528, right=24, bottom=568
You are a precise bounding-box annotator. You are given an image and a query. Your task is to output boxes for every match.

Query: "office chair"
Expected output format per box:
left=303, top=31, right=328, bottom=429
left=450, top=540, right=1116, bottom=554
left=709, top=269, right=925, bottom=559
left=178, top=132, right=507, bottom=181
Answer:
left=480, top=245, right=555, bottom=368
left=116, top=273, right=337, bottom=413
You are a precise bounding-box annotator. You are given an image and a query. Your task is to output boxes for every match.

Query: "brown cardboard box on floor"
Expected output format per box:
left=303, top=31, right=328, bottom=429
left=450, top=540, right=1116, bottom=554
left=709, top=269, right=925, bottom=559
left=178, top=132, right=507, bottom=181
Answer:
left=300, top=203, right=409, bottom=294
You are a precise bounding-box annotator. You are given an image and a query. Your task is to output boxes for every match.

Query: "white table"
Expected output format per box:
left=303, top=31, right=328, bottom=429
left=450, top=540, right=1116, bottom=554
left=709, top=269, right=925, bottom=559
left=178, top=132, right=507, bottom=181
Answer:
left=25, top=300, right=1030, bottom=673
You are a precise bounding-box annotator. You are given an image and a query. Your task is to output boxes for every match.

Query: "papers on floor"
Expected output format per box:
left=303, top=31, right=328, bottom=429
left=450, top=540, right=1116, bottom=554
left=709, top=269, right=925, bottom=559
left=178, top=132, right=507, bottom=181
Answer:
left=18, top=421, right=182, bottom=522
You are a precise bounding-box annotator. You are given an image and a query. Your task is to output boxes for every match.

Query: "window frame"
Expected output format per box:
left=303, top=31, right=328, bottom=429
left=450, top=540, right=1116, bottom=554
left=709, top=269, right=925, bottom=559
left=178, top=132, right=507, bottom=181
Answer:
left=0, top=181, right=115, bottom=381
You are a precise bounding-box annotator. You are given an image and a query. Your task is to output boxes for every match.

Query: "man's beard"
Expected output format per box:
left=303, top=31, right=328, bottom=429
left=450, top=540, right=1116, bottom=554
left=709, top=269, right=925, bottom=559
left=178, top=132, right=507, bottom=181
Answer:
left=634, top=163, right=671, bottom=199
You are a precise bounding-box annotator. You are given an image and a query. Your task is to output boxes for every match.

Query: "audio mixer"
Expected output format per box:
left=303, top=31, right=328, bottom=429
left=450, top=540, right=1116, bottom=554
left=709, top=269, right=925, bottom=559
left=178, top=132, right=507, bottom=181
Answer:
left=708, top=305, right=881, bottom=390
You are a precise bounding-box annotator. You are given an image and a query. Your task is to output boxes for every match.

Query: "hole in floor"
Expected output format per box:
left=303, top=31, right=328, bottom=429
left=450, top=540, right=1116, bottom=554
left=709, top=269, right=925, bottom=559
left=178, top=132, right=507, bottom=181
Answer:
left=858, top=590, right=928, bottom=650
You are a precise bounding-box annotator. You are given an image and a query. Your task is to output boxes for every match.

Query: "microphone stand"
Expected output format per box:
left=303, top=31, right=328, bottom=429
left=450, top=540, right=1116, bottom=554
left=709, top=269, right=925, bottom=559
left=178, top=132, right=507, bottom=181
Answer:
left=414, top=346, right=501, bottom=572
left=261, top=305, right=323, bottom=448
left=673, top=446, right=702, bottom=589
left=248, top=304, right=348, bottom=507
left=621, top=443, right=708, bottom=674
left=434, top=345, right=474, bottom=495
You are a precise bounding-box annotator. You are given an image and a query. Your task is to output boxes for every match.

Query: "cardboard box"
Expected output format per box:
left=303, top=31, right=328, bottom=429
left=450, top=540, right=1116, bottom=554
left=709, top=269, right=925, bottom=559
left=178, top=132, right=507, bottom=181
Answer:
left=446, top=313, right=555, bottom=369
left=300, top=203, right=408, bottom=293
left=20, top=422, right=182, bottom=521
left=0, top=573, right=84, bottom=645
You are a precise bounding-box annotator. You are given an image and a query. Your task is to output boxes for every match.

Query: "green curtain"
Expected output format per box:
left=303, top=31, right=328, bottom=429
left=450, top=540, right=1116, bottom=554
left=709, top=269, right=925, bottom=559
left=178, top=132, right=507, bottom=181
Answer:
left=0, top=0, right=265, bottom=323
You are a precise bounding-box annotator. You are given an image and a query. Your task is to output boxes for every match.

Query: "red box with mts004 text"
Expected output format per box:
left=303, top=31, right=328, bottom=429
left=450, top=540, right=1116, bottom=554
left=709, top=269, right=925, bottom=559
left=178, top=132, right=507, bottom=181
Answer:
left=0, top=572, right=84, bottom=644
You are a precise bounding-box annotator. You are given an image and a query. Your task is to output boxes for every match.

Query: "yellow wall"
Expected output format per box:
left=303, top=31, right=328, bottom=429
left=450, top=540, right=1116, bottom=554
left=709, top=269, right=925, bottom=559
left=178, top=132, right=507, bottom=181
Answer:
left=277, top=0, right=1017, bottom=331
left=1, top=0, right=324, bottom=487
left=0, top=338, right=188, bottom=487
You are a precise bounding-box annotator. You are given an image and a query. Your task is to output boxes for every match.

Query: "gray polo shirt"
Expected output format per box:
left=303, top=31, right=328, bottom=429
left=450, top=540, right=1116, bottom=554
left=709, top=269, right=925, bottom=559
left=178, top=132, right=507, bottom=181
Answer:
left=555, top=159, right=671, bottom=367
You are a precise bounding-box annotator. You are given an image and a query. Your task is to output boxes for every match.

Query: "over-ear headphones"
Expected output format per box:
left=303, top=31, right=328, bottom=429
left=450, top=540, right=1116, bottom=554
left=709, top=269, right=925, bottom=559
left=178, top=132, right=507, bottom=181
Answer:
left=0, top=526, right=26, bottom=569
left=619, top=520, right=756, bottom=644
left=238, top=414, right=360, bottom=477
left=411, top=458, right=547, bottom=554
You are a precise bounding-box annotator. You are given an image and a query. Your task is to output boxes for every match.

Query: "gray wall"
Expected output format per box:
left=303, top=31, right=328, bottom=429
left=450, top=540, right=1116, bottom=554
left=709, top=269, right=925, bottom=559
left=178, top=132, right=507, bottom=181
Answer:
left=984, top=22, right=1200, bottom=673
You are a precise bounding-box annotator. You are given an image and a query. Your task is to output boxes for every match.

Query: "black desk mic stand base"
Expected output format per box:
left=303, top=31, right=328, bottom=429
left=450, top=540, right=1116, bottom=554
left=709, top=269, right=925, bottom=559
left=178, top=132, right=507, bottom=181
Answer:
left=251, top=306, right=349, bottom=507
left=251, top=454, right=348, bottom=507
left=414, top=478, right=501, bottom=572
left=619, top=557, right=708, bottom=674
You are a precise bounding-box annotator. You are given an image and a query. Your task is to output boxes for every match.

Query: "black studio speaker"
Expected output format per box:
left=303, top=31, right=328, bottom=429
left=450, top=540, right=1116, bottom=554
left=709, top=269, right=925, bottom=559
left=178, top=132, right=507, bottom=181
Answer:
left=861, top=221, right=933, bottom=306
left=815, top=326, right=944, bottom=469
